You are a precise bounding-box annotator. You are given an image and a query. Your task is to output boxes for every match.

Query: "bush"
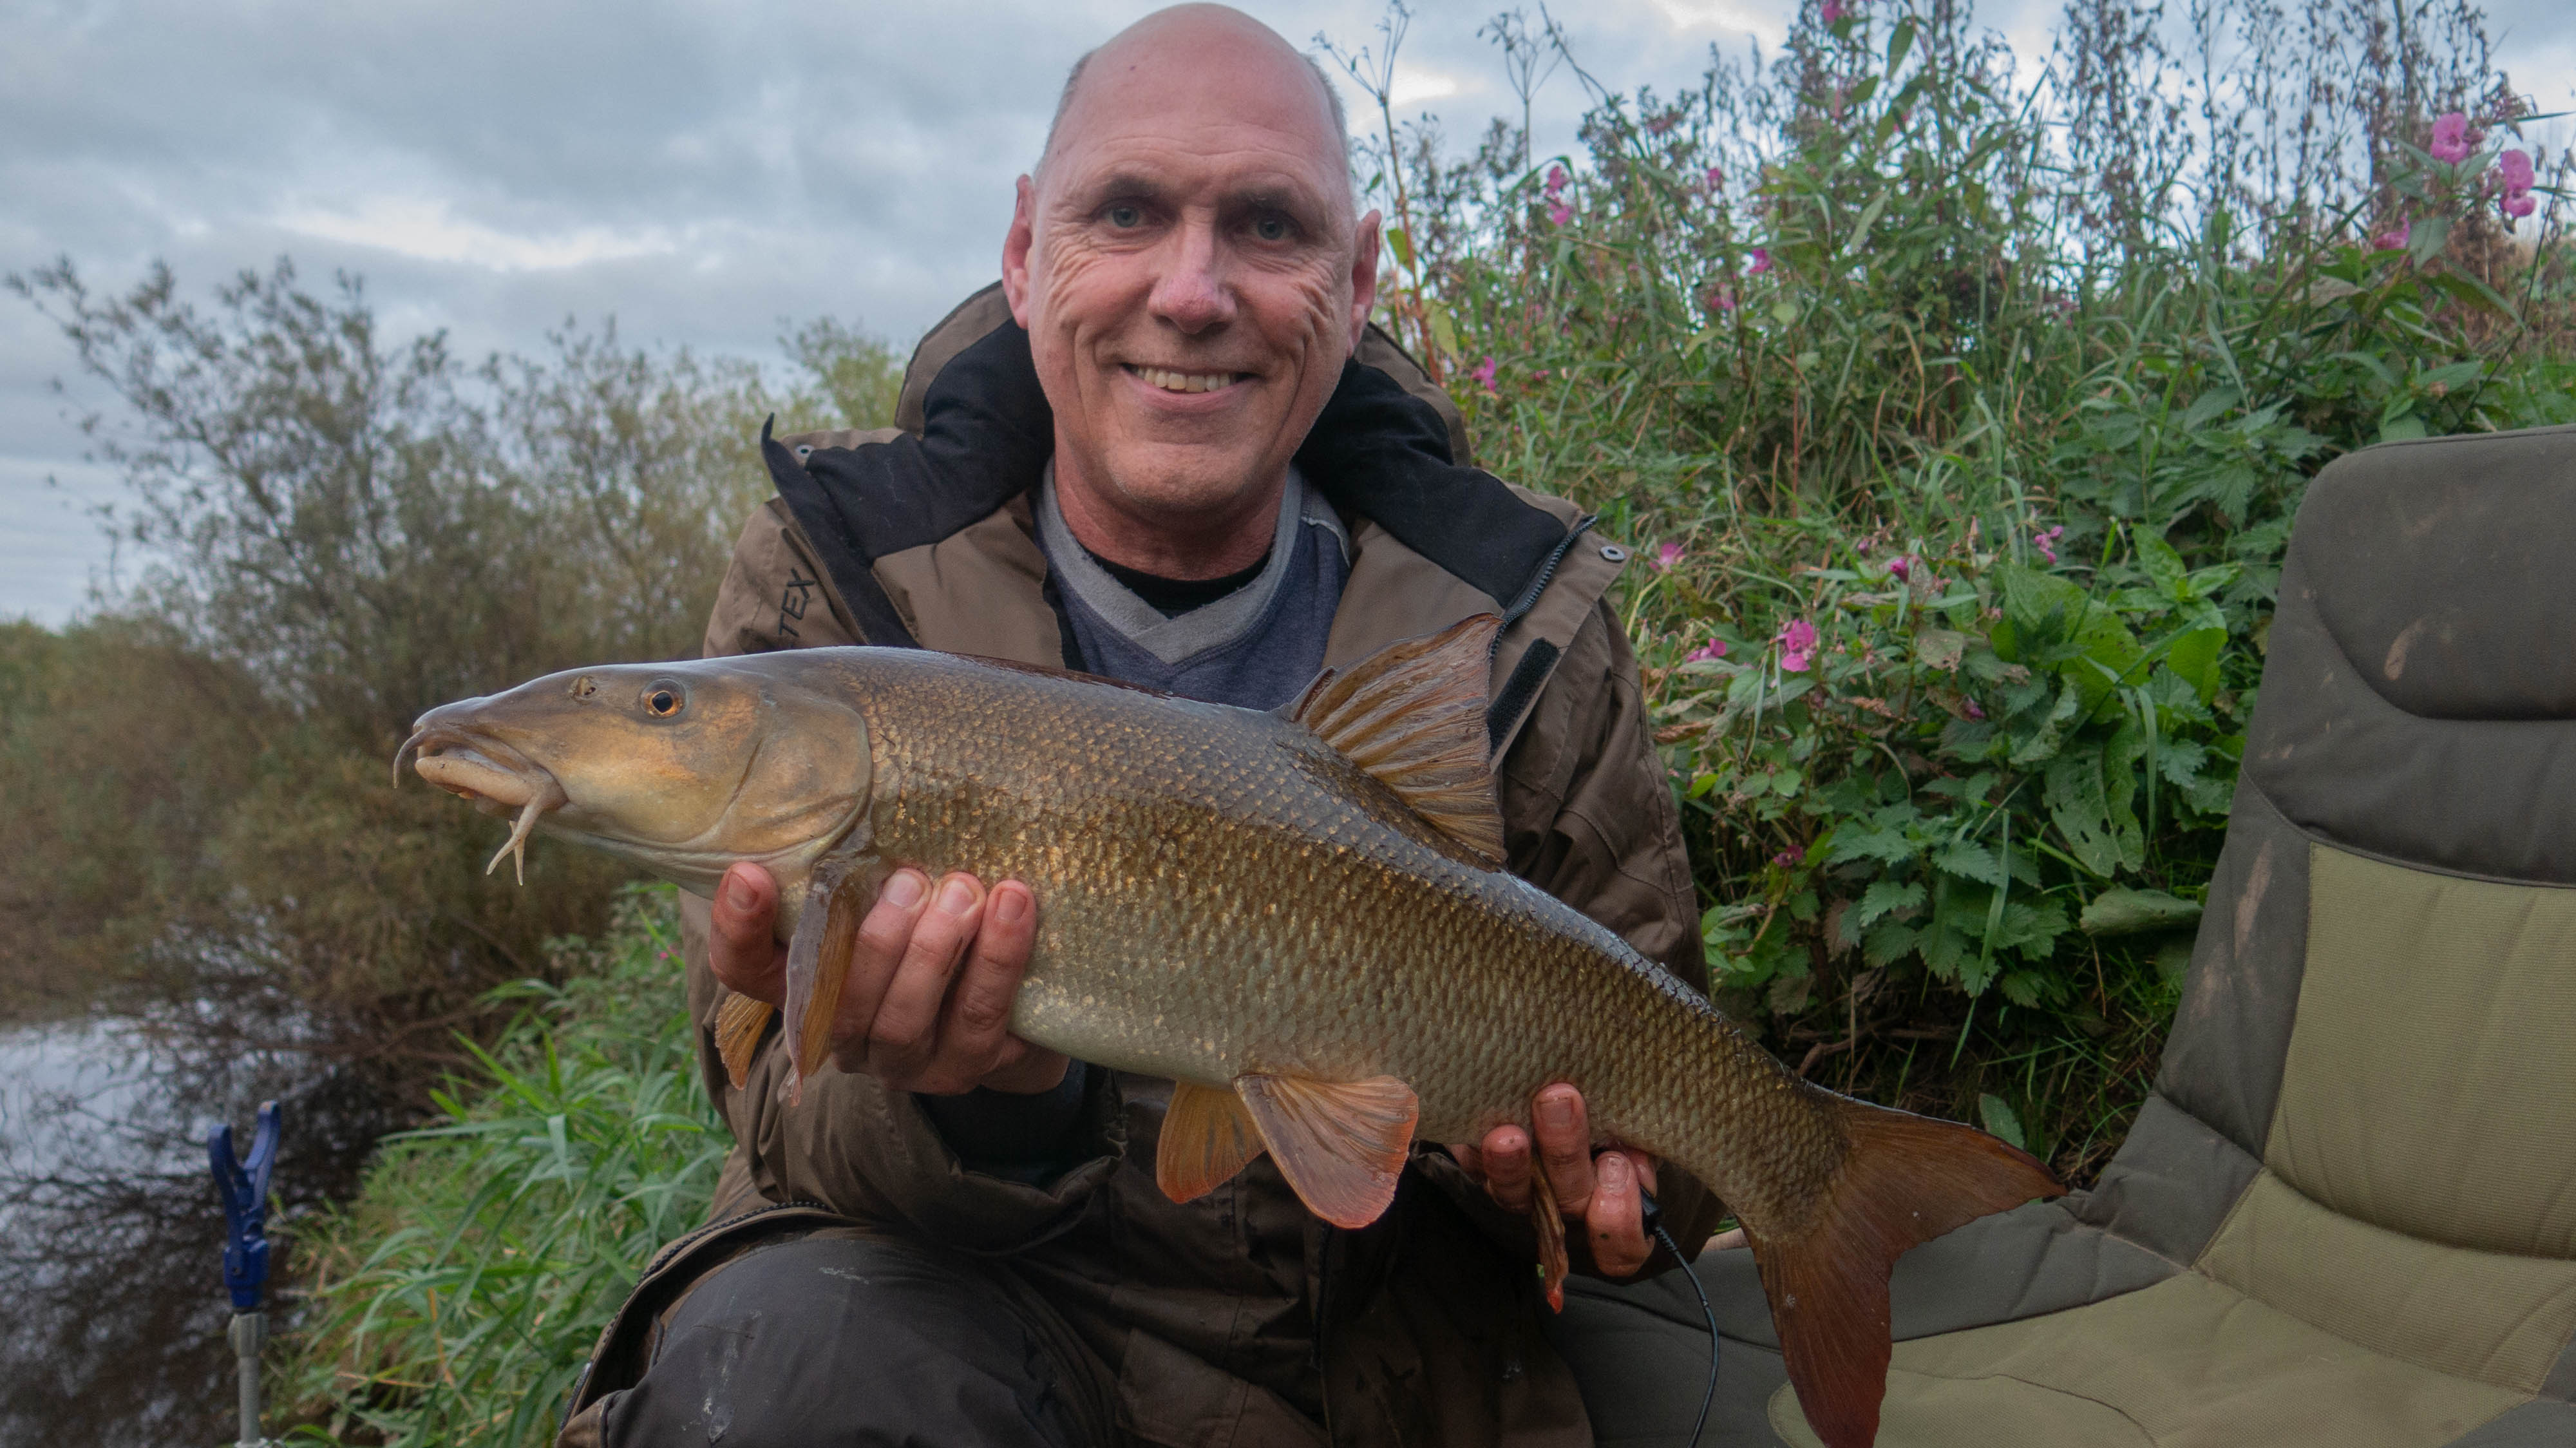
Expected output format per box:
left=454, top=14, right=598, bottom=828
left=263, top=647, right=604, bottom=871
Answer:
left=278, top=887, right=724, bottom=1448
left=1365, top=0, right=2571, bottom=1173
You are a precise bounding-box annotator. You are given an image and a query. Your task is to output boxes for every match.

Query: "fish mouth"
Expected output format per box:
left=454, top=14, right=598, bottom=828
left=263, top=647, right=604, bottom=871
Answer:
left=396, top=722, right=569, bottom=884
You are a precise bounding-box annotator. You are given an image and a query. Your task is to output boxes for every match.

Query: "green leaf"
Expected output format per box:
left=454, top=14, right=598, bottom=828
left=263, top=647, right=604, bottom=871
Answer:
left=2080, top=888, right=2204, bottom=935
left=1386, top=226, right=1415, bottom=273
left=1852, top=877, right=1926, bottom=929
left=2045, top=748, right=2122, bottom=877
left=1933, top=841, right=2007, bottom=886
left=1914, top=627, right=1971, bottom=671
left=1977, top=1094, right=2025, bottom=1150
left=1886, top=17, right=1917, bottom=71
left=2165, top=627, right=2226, bottom=703
left=2136, top=531, right=2190, bottom=600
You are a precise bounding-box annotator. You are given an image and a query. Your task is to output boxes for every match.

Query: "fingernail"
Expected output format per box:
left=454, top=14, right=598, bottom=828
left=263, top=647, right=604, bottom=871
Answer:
left=936, top=877, right=978, bottom=915
left=721, top=870, right=755, bottom=912
left=1599, top=1154, right=1629, bottom=1190
left=993, top=888, right=1030, bottom=925
left=882, top=871, right=926, bottom=909
left=1538, top=1096, right=1574, bottom=1132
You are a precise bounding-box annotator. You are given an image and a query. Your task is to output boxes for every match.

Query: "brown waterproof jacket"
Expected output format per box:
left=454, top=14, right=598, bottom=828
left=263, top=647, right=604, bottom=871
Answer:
left=578, top=287, right=1720, bottom=1448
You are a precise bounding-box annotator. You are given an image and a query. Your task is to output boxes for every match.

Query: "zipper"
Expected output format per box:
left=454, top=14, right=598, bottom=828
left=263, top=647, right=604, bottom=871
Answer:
left=1500, top=514, right=1596, bottom=624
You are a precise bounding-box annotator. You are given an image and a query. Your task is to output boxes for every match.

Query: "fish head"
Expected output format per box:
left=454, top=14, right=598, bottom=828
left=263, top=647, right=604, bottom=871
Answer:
left=397, top=658, right=871, bottom=897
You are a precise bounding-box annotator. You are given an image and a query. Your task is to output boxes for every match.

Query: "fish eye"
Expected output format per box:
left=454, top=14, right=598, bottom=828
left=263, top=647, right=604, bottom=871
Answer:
left=642, top=681, right=687, bottom=718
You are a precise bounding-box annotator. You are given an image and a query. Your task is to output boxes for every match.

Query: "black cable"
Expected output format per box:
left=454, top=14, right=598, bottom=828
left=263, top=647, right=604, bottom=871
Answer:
left=1637, top=1188, right=1719, bottom=1447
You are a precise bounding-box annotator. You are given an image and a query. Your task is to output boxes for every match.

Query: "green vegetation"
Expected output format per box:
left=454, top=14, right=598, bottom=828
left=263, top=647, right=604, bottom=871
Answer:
left=279, top=888, right=723, bottom=1447
left=1367, top=0, right=2570, bottom=1174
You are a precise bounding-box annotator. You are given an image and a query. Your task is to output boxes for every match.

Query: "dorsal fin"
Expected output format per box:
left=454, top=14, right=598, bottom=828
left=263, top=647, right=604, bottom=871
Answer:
left=1285, top=613, right=1506, bottom=866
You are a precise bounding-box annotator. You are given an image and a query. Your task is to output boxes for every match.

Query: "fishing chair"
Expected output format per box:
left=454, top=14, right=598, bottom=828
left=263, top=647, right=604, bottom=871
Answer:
left=1564, top=421, right=2576, bottom=1446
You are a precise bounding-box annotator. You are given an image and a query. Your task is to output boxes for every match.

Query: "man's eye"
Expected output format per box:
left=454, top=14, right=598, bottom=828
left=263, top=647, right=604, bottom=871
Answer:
left=1105, top=204, right=1145, bottom=228
left=1253, top=215, right=1292, bottom=242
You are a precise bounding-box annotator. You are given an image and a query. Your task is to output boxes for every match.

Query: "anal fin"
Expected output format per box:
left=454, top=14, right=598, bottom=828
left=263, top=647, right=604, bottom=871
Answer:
left=713, top=991, right=774, bottom=1091
left=1233, top=1074, right=1419, bottom=1230
left=1157, top=1080, right=1267, bottom=1204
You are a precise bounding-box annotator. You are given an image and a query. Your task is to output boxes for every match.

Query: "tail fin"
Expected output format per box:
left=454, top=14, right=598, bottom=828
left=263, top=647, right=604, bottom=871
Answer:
left=1749, top=1098, right=2063, bottom=1448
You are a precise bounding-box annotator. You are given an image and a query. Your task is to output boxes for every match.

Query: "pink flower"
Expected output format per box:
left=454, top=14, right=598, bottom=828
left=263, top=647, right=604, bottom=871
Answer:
left=2429, top=111, right=2476, bottom=164
left=1647, top=111, right=1680, bottom=137
left=1748, top=247, right=1773, bottom=276
left=1548, top=202, right=1573, bottom=227
left=1887, top=555, right=1913, bottom=582
left=2498, top=149, right=2536, bottom=190
left=2372, top=222, right=2410, bottom=251
left=1470, top=356, right=1498, bottom=394
left=2504, top=191, right=2537, bottom=220
left=1821, top=0, right=1844, bottom=23
left=1964, top=698, right=1986, bottom=721
left=1705, top=166, right=1725, bottom=192
left=1854, top=537, right=1873, bottom=555
left=1776, top=618, right=1818, bottom=672
left=1704, top=286, right=1737, bottom=314
left=1654, top=540, right=1684, bottom=571
left=1772, top=850, right=1801, bottom=868
left=1533, top=368, right=1551, bottom=379
left=2033, top=524, right=2064, bottom=564
left=1544, top=164, right=1569, bottom=197
left=1685, top=637, right=1728, bottom=663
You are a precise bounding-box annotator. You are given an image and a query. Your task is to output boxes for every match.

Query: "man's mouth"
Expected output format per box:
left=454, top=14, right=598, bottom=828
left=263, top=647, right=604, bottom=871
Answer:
left=1124, top=364, right=1249, bottom=394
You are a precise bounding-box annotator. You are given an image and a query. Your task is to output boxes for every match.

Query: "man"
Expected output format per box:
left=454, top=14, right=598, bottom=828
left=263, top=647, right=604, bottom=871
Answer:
left=558, top=8, right=1722, bottom=1445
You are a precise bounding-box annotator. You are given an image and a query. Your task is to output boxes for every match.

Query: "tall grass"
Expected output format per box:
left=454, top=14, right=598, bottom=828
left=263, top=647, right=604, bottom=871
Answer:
left=278, top=888, right=723, bottom=1448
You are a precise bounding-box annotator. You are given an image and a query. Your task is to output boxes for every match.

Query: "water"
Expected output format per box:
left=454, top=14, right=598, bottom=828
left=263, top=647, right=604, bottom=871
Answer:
left=0, top=1016, right=401, bottom=1447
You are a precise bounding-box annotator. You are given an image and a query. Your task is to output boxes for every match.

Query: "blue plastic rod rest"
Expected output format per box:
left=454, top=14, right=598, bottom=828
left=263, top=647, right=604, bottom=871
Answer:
left=210, top=1101, right=281, bottom=1314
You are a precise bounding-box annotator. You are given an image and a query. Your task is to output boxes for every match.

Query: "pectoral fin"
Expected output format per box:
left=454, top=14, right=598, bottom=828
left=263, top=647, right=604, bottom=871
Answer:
left=1156, top=1080, right=1267, bottom=1204
left=1231, top=1074, right=1419, bottom=1230
left=779, top=847, right=882, bottom=1105
left=712, top=991, right=774, bottom=1091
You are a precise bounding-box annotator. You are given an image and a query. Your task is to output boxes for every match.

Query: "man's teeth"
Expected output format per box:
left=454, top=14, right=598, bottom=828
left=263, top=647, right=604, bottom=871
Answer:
left=1128, top=365, right=1241, bottom=394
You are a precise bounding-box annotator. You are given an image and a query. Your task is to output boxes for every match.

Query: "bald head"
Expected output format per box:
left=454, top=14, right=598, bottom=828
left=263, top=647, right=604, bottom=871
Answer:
left=1036, top=6, right=1354, bottom=218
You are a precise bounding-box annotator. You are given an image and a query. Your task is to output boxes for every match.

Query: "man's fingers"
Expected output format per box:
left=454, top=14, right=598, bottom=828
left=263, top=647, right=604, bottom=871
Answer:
left=1533, top=1085, right=1596, bottom=1214
left=866, top=873, right=987, bottom=1081
left=920, top=880, right=1037, bottom=1092
left=829, top=868, right=931, bottom=1052
left=708, top=863, right=786, bottom=1003
left=1706, top=1227, right=1749, bottom=1253
left=1587, top=1151, right=1653, bottom=1278
left=1479, top=1125, right=1533, bottom=1212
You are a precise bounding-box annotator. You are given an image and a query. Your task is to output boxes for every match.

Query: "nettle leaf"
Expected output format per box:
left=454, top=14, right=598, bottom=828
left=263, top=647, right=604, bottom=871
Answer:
left=1862, top=920, right=1920, bottom=968
left=1993, top=897, right=2071, bottom=955
left=1933, top=840, right=2007, bottom=886
left=2136, top=531, right=2190, bottom=600
left=1978, top=1094, right=2025, bottom=1149
left=2046, top=747, right=2123, bottom=877
left=2104, top=718, right=2146, bottom=864
left=2156, top=738, right=2210, bottom=788
left=2007, top=678, right=2082, bottom=766
left=1852, top=877, right=1926, bottom=931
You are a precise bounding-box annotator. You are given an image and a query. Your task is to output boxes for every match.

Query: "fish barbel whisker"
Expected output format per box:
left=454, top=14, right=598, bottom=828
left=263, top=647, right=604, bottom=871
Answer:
left=484, top=777, right=567, bottom=885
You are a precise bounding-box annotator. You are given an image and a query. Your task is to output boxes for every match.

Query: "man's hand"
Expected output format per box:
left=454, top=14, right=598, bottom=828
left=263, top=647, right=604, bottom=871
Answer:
left=1448, top=1083, right=1661, bottom=1279
left=708, top=862, right=1071, bottom=1096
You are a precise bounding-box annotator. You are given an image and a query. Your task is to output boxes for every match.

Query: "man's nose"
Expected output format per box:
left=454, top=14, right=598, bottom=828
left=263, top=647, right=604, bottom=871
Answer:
left=1147, top=217, right=1236, bottom=334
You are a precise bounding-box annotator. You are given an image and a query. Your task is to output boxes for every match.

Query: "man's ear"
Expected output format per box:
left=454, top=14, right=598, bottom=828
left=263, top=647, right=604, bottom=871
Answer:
left=1003, top=175, right=1039, bottom=327
left=1347, top=208, right=1383, bottom=357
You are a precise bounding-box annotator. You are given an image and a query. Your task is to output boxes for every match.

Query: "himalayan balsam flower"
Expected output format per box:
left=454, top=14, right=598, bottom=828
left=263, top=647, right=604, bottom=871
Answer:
left=1821, top=0, right=1845, bottom=23
left=1964, top=698, right=1987, bottom=721
left=2497, top=149, right=2537, bottom=220
left=1777, top=618, right=1819, bottom=672
left=1854, top=537, right=1872, bottom=555
left=1544, top=164, right=1569, bottom=198
left=1772, top=850, right=1801, bottom=868
left=1470, top=356, right=1498, bottom=394
left=2034, top=524, right=2065, bottom=564
left=1654, top=540, right=1684, bottom=571
left=2505, top=191, right=2537, bottom=220
left=1704, top=286, right=1737, bottom=315
left=1548, top=202, right=1573, bottom=227
left=1887, top=555, right=1913, bottom=582
left=1685, top=637, right=1728, bottom=663
left=2429, top=111, right=2476, bottom=164
left=1705, top=166, right=1725, bottom=193
left=2372, top=222, right=2411, bottom=251
left=1748, top=247, right=1773, bottom=276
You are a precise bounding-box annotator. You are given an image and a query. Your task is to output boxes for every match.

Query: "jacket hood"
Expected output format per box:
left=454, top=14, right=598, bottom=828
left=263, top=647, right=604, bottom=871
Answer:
left=762, top=287, right=1585, bottom=654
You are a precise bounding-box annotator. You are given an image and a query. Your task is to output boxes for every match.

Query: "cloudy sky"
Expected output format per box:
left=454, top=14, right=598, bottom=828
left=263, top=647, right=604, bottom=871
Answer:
left=6, top=0, right=2570, bottom=625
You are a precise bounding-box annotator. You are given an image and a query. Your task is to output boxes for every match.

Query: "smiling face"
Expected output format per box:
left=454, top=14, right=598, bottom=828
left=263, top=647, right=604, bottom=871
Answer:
left=1003, top=5, right=1380, bottom=578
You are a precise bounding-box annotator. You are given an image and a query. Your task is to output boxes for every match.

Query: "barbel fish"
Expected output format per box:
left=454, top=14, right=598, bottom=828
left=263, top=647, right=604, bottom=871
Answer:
left=398, top=615, right=2060, bottom=1447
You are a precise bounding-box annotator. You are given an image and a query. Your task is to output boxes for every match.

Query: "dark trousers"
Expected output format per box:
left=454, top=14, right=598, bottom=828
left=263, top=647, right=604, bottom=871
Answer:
left=596, top=1232, right=1739, bottom=1448
left=596, top=1234, right=1116, bottom=1448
